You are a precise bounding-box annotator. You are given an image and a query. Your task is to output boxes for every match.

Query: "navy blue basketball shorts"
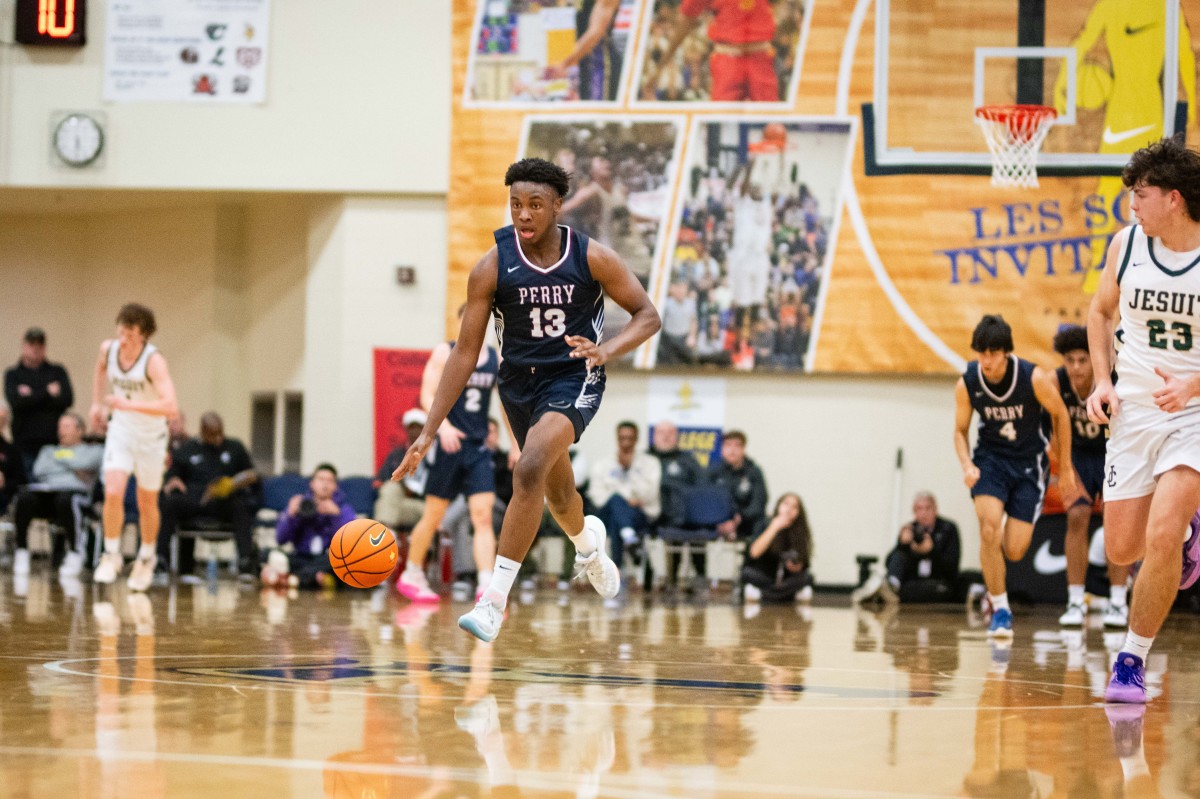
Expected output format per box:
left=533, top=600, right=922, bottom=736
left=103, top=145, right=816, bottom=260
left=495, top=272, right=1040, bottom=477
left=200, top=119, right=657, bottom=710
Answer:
left=1070, top=450, right=1105, bottom=508
left=970, top=449, right=1046, bottom=524
left=423, top=440, right=496, bottom=500
left=499, top=363, right=606, bottom=449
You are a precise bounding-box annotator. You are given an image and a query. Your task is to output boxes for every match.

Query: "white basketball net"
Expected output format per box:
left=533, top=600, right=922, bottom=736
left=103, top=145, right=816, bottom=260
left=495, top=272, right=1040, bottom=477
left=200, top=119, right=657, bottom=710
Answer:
left=975, top=106, right=1057, bottom=189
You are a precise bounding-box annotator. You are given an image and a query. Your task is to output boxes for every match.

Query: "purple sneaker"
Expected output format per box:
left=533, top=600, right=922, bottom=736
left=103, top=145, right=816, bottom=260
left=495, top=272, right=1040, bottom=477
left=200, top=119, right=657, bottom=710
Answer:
left=1182, top=509, right=1200, bottom=590
left=1105, top=652, right=1147, bottom=704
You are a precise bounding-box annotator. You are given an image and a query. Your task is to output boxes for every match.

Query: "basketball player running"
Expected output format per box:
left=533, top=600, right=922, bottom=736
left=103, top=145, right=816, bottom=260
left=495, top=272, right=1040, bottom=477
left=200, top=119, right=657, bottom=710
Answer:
left=396, top=333, right=502, bottom=604
left=1087, top=137, right=1200, bottom=703
left=1050, top=324, right=1130, bottom=628
left=728, top=156, right=774, bottom=332
left=393, top=158, right=661, bottom=643
left=88, top=304, right=179, bottom=591
left=954, top=315, right=1079, bottom=638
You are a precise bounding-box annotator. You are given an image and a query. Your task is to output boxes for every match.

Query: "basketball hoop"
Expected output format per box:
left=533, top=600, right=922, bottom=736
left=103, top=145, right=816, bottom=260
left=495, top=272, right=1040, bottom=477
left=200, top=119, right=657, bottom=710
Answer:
left=974, top=104, right=1057, bottom=189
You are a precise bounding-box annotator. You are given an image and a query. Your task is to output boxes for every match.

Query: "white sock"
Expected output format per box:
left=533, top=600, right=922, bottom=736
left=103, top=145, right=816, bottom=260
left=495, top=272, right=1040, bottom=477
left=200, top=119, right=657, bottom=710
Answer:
left=1121, top=631, right=1153, bottom=661
left=1111, top=585, right=1128, bottom=608
left=483, top=556, right=520, bottom=609
left=104, top=538, right=120, bottom=555
left=569, top=526, right=596, bottom=557
left=989, top=592, right=1010, bottom=612
left=1068, top=584, right=1085, bottom=606
left=138, top=543, right=156, bottom=560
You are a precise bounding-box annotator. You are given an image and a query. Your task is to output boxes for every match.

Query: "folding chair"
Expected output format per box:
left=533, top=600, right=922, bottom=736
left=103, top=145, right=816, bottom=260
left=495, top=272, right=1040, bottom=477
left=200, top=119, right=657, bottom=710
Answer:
left=649, top=484, right=735, bottom=589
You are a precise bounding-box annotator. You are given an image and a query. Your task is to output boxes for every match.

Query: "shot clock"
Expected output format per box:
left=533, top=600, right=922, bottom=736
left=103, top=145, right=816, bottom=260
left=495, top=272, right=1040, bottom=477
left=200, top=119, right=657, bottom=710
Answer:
left=15, top=0, right=86, bottom=46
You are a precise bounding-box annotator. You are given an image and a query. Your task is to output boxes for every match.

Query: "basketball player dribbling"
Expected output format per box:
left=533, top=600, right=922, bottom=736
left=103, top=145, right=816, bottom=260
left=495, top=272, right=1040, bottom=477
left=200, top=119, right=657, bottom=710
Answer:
left=392, top=157, right=661, bottom=643
left=88, top=303, right=179, bottom=591
left=1087, top=137, right=1200, bottom=703
left=954, top=315, right=1080, bottom=638
left=396, top=322, right=502, bottom=604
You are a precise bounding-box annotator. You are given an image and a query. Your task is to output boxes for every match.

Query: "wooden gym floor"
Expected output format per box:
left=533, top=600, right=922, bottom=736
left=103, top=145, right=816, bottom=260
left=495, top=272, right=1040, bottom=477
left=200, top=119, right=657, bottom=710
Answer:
left=3, top=572, right=1200, bottom=798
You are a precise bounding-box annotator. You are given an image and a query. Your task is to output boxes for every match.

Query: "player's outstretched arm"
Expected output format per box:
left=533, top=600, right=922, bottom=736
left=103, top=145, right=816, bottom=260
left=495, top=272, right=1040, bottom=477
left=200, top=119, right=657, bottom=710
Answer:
left=1033, top=365, right=1081, bottom=505
left=953, top=378, right=979, bottom=489
left=1087, top=229, right=1126, bottom=425
left=393, top=249, right=498, bottom=481
left=566, top=241, right=661, bottom=369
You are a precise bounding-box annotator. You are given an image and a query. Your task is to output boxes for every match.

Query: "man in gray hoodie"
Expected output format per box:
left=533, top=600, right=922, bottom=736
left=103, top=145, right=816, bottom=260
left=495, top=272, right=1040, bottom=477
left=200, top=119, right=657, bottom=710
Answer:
left=12, top=412, right=103, bottom=576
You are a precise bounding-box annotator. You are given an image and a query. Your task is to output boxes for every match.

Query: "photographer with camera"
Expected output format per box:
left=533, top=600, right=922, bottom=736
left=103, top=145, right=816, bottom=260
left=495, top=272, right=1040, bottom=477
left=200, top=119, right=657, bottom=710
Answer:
left=881, top=491, right=961, bottom=602
left=740, top=492, right=813, bottom=604
left=158, top=411, right=260, bottom=581
left=272, top=463, right=357, bottom=589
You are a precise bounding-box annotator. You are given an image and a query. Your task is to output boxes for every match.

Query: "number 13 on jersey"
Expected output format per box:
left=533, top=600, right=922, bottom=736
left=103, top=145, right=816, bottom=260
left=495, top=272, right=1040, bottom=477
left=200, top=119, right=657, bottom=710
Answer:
left=530, top=307, right=566, bottom=338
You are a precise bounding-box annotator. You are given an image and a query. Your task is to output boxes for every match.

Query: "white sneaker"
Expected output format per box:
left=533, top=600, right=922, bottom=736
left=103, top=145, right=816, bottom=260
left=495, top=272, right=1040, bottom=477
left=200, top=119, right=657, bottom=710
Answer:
left=795, top=585, right=814, bottom=603
left=458, top=597, right=504, bottom=643
left=58, top=550, right=84, bottom=578
left=851, top=571, right=884, bottom=604
left=93, top=552, right=123, bottom=584
left=1058, top=602, right=1086, bottom=626
left=12, top=549, right=30, bottom=575
left=127, top=554, right=157, bottom=592
left=743, top=583, right=762, bottom=603
left=573, top=515, right=620, bottom=600
left=1103, top=602, right=1129, bottom=628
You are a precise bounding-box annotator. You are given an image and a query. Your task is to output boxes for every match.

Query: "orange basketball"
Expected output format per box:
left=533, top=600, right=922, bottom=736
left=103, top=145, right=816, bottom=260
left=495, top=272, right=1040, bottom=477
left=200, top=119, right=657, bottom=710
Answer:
left=763, top=122, right=787, bottom=144
left=329, top=518, right=398, bottom=588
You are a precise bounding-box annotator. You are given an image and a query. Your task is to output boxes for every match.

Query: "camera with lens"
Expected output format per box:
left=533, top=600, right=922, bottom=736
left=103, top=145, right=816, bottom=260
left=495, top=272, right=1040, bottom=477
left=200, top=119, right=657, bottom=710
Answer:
left=297, top=497, right=318, bottom=519
left=781, top=549, right=802, bottom=567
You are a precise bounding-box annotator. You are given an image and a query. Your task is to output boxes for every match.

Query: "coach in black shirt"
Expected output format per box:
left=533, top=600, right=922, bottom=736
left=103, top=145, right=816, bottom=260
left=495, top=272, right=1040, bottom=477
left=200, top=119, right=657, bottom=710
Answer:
left=4, top=328, right=73, bottom=474
left=157, top=411, right=261, bottom=578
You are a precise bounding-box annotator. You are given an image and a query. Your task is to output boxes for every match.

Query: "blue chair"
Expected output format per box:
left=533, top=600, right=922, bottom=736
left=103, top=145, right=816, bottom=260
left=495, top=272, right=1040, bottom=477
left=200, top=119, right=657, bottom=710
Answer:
left=261, top=473, right=308, bottom=512
left=651, top=484, right=736, bottom=587
left=338, top=476, right=377, bottom=517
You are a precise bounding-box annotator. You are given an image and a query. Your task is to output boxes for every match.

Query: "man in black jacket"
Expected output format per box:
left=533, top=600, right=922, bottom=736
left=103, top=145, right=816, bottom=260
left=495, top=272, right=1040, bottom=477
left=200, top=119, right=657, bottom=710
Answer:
left=4, top=328, right=73, bottom=474
left=157, top=412, right=260, bottom=579
left=883, top=491, right=961, bottom=602
left=708, top=430, right=768, bottom=542
left=649, top=420, right=707, bottom=590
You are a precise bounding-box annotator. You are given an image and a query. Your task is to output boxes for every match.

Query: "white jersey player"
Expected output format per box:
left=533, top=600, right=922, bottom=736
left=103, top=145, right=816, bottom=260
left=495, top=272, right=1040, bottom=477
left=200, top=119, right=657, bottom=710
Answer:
left=727, top=156, right=776, bottom=328
left=1087, top=137, right=1200, bottom=704
left=88, top=303, right=178, bottom=591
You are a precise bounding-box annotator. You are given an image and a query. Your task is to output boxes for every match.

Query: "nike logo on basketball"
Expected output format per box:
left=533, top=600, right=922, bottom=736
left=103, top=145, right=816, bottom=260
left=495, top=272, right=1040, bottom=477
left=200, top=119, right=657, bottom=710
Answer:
left=1102, top=124, right=1156, bottom=145
left=1125, top=22, right=1157, bottom=36
left=370, top=528, right=388, bottom=547
left=1033, top=540, right=1068, bottom=575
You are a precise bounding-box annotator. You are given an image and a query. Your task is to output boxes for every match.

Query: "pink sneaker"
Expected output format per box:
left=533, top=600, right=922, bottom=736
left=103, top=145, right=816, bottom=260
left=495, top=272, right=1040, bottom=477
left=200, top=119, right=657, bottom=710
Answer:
left=397, top=570, right=440, bottom=603
left=1181, top=509, right=1200, bottom=590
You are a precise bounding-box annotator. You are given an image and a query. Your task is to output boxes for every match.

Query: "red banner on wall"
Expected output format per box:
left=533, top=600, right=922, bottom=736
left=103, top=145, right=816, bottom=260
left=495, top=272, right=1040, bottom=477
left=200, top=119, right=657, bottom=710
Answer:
left=373, top=349, right=430, bottom=470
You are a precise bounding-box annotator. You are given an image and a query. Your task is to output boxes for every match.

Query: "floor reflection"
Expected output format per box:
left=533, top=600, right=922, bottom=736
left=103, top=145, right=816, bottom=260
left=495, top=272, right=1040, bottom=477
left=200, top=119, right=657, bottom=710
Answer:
left=1, top=572, right=1200, bottom=797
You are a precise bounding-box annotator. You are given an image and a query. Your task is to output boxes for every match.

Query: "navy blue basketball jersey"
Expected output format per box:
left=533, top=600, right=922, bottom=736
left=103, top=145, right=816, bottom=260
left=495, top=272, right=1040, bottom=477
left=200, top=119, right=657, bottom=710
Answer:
left=446, top=343, right=498, bottom=442
left=963, top=356, right=1047, bottom=460
left=1056, top=365, right=1106, bottom=457
left=492, top=224, right=606, bottom=372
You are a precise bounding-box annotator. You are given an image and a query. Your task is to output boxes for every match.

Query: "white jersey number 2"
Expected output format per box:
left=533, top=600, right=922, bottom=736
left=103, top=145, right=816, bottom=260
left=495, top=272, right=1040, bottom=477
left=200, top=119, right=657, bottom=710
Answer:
left=530, top=307, right=567, bottom=338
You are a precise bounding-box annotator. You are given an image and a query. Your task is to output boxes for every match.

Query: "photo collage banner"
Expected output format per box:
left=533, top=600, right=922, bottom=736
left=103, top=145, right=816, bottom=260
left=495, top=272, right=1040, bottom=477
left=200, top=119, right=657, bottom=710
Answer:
left=448, top=0, right=1200, bottom=375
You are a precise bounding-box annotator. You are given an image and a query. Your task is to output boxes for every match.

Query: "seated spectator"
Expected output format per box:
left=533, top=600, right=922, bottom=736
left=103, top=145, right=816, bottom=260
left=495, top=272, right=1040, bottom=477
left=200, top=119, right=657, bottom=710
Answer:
left=12, top=413, right=101, bottom=575
left=741, top=493, right=814, bottom=604
left=0, top=401, right=27, bottom=513
left=657, top=280, right=698, bottom=365
left=168, top=411, right=189, bottom=454
left=709, top=430, right=768, bottom=541
left=588, top=421, right=661, bottom=571
left=273, top=463, right=356, bottom=589
left=648, top=420, right=706, bottom=590
left=157, top=412, right=260, bottom=580
left=878, top=491, right=961, bottom=603
left=373, top=408, right=428, bottom=532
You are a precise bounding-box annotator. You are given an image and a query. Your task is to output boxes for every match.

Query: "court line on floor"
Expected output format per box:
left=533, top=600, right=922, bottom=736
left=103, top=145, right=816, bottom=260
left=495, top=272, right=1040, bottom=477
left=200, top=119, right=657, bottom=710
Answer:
left=41, top=654, right=1135, bottom=711
left=0, top=745, right=961, bottom=799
